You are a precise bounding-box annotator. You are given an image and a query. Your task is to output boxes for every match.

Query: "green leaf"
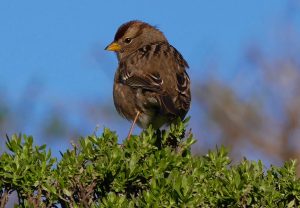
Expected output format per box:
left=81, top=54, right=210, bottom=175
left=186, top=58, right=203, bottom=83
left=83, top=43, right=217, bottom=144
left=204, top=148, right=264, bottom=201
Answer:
left=63, top=188, right=72, bottom=197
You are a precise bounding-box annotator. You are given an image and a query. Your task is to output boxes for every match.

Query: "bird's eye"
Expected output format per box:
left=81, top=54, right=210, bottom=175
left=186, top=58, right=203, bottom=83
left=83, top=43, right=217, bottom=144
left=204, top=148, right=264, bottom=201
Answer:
left=124, top=38, right=132, bottom=44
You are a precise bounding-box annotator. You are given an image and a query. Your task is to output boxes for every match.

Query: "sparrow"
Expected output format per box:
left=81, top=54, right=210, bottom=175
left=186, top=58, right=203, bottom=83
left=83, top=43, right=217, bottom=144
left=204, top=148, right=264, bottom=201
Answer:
left=105, top=20, right=191, bottom=139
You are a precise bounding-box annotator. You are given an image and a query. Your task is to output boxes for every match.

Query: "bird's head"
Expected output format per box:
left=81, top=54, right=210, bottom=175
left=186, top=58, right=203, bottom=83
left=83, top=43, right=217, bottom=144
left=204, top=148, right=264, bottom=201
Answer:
left=105, top=20, right=167, bottom=60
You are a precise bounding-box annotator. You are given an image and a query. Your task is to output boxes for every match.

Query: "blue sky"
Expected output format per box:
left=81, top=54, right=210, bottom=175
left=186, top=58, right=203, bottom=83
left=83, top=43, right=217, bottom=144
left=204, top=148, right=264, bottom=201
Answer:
left=0, top=1, right=286, bottom=99
left=0, top=1, right=293, bottom=155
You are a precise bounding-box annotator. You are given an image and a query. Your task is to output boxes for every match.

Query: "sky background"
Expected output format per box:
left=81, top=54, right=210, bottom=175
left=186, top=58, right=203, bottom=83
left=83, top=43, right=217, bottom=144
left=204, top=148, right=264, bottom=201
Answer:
left=0, top=1, right=299, bottom=158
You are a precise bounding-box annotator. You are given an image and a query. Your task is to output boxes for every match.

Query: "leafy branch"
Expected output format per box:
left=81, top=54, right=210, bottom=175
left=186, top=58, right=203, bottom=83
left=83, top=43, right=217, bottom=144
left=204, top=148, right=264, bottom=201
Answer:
left=0, top=119, right=299, bottom=207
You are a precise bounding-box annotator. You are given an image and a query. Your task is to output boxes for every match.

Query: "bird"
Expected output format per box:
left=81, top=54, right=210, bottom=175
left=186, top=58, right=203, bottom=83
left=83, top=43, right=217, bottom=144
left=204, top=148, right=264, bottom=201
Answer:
left=105, top=20, right=191, bottom=139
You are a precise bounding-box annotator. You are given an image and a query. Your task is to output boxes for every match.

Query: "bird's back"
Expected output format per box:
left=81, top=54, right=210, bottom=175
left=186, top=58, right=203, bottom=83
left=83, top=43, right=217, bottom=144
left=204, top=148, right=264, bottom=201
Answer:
left=115, top=42, right=191, bottom=127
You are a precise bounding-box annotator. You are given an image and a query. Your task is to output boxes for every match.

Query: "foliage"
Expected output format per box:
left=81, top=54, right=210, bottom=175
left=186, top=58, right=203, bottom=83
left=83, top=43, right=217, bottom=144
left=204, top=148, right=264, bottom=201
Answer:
left=0, top=120, right=299, bottom=207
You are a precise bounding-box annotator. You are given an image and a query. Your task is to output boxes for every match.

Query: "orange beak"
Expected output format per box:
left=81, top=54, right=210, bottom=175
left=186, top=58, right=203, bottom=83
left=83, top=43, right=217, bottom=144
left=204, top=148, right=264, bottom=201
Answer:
left=105, top=42, right=121, bottom=51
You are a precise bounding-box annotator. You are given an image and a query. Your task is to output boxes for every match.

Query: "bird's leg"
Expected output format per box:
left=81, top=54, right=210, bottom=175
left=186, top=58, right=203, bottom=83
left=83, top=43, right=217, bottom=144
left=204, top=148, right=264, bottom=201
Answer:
left=127, top=111, right=141, bottom=140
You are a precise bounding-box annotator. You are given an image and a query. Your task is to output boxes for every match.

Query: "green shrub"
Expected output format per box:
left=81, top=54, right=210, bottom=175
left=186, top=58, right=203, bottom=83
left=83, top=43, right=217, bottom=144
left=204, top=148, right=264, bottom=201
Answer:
left=0, top=119, right=299, bottom=207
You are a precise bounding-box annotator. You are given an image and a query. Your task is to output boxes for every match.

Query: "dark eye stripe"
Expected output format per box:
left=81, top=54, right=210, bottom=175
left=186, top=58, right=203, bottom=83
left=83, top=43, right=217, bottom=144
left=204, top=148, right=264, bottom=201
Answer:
left=114, top=21, right=135, bottom=41
left=114, top=21, right=151, bottom=41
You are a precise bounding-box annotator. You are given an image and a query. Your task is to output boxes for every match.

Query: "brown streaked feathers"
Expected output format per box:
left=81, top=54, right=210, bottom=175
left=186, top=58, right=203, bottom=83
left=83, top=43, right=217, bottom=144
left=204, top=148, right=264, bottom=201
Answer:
left=105, top=20, right=191, bottom=130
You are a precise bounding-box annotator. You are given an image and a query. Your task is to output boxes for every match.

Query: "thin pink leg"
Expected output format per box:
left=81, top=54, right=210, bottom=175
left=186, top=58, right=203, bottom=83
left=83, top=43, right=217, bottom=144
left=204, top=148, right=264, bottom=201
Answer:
left=127, top=111, right=141, bottom=140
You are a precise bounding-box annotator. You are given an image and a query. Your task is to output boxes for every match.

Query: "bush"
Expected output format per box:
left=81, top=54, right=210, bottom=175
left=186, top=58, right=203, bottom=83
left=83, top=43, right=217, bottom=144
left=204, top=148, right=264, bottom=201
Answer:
left=0, top=120, right=299, bottom=207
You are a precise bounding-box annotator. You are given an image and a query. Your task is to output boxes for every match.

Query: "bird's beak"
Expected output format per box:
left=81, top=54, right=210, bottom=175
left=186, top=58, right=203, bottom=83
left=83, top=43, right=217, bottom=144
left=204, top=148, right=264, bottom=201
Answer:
left=105, top=42, right=121, bottom=51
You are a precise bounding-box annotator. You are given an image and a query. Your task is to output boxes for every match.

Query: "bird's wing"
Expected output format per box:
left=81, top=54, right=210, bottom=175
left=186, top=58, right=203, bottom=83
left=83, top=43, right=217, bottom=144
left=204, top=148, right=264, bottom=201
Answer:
left=118, top=42, right=190, bottom=119
left=175, top=70, right=191, bottom=112
left=119, top=70, right=163, bottom=92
